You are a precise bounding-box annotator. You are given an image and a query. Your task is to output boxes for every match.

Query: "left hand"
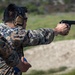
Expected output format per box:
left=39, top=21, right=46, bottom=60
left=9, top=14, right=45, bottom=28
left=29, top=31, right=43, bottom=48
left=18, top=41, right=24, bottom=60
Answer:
left=54, top=23, right=70, bottom=36
left=21, top=57, right=27, bottom=62
left=19, top=56, right=32, bottom=72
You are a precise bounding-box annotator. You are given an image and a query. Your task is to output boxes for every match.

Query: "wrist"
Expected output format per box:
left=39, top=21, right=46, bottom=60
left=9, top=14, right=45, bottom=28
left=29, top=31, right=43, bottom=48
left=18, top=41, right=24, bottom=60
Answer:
left=53, top=28, right=59, bottom=36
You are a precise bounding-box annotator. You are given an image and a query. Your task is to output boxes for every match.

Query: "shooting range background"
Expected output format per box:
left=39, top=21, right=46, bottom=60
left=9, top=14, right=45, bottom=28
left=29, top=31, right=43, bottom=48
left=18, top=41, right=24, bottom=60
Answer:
left=0, top=0, right=75, bottom=75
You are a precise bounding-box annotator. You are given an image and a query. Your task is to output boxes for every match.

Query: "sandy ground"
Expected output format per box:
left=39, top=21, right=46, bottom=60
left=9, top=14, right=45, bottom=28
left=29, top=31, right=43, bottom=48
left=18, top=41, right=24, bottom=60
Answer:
left=24, top=40, right=75, bottom=72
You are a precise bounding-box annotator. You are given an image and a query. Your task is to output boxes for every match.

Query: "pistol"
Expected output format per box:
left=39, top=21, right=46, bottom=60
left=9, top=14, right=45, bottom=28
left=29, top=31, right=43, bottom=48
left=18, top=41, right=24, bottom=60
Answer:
left=60, top=20, right=75, bottom=26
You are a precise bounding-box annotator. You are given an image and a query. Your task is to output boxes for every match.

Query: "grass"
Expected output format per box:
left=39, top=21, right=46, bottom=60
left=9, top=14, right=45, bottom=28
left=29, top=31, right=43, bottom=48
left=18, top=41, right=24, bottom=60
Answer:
left=58, top=70, right=75, bottom=75
left=23, top=66, right=67, bottom=75
left=23, top=68, right=75, bottom=75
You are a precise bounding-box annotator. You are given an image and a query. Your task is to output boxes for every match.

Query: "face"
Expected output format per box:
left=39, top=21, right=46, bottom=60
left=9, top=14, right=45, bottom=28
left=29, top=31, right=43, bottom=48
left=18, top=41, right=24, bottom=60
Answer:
left=22, top=17, right=28, bottom=29
left=22, top=13, right=28, bottom=29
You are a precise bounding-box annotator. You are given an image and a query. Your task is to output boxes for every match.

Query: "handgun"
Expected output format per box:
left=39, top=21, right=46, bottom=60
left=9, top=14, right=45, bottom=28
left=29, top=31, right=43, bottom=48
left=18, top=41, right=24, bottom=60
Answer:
left=60, top=20, right=75, bottom=26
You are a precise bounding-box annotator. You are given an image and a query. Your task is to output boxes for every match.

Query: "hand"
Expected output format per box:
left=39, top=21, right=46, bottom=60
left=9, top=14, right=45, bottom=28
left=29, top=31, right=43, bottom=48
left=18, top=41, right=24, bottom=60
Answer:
left=16, top=59, right=31, bottom=72
left=54, top=23, right=70, bottom=36
left=21, top=56, right=27, bottom=62
left=20, top=61, right=31, bottom=72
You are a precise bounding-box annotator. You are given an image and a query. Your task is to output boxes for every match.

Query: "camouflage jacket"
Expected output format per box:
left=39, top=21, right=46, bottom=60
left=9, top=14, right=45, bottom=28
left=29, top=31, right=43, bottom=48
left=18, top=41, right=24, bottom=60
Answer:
left=0, top=23, right=55, bottom=75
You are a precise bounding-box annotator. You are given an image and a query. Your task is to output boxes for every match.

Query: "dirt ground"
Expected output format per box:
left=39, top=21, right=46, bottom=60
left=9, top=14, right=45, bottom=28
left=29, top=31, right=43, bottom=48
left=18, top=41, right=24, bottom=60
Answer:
left=24, top=40, right=75, bottom=72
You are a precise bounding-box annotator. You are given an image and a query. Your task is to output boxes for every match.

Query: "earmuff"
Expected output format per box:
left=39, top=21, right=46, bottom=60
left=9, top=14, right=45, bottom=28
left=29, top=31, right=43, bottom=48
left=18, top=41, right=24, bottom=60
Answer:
left=3, top=4, right=28, bottom=26
left=14, top=6, right=27, bottom=26
left=14, top=15, right=24, bottom=26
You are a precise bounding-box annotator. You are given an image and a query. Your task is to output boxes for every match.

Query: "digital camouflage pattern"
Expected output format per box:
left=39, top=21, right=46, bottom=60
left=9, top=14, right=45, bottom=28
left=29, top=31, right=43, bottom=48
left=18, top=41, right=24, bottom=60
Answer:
left=0, top=23, right=55, bottom=75
left=0, top=35, right=20, bottom=75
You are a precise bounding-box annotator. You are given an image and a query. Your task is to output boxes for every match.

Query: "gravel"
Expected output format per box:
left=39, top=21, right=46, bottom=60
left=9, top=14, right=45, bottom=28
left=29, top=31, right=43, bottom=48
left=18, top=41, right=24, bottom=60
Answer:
left=24, top=40, right=75, bottom=72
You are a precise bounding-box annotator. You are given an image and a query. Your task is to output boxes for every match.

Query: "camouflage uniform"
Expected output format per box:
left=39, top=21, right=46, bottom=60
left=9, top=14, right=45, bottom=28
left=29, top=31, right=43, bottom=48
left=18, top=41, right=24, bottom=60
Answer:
left=0, top=23, right=55, bottom=75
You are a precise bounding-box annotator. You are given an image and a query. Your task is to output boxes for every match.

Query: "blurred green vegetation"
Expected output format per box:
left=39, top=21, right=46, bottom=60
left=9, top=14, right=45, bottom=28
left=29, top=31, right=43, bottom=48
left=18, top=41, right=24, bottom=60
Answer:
left=23, top=66, right=68, bottom=75
left=23, top=69, right=75, bottom=75
left=60, top=70, right=75, bottom=75
left=0, top=0, right=75, bottom=14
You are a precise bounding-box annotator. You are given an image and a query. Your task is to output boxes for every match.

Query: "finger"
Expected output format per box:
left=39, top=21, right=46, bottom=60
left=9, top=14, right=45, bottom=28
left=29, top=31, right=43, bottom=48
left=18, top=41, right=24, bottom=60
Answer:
left=62, top=30, right=69, bottom=35
left=66, top=24, right=71, bottom=30
left=59, top=29, right=70, bottom=35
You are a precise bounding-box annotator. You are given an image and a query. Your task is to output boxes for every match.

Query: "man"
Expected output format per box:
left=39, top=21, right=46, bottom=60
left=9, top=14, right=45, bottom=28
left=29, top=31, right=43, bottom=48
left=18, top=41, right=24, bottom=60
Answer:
left=0, top=4, right=70, bottom=75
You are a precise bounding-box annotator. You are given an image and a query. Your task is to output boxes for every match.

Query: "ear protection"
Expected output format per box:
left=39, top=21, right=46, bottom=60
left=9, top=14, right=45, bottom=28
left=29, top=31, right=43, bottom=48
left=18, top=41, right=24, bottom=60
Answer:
left=3, top=4, right=28, bottom=26
left=14, top=15, right=24, bottom=26
left=14, top=6, right=27, bottom=26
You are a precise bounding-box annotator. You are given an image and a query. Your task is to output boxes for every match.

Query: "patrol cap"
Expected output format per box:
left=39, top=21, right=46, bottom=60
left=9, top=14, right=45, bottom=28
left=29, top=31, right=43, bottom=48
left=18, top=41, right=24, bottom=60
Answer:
left=3, top=4, right=28, bottom=26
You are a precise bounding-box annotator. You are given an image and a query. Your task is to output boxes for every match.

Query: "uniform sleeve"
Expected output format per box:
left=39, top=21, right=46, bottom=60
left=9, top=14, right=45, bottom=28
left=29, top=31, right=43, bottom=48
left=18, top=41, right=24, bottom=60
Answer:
left=0, top=35, right=20, bottom=67
left=23, top=28, right=55, bottom=46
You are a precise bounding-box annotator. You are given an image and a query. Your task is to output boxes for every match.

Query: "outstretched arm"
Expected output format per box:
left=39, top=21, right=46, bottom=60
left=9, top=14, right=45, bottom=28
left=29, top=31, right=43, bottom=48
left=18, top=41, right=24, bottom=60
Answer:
left=53, top=23, right=70, bottom=36
left=23, top=23, right=70, bottom=46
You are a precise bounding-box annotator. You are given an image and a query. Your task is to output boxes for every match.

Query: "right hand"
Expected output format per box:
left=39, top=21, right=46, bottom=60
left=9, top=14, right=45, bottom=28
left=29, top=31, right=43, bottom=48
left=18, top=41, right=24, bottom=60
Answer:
left=54, top=23, right=70, bottom=36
